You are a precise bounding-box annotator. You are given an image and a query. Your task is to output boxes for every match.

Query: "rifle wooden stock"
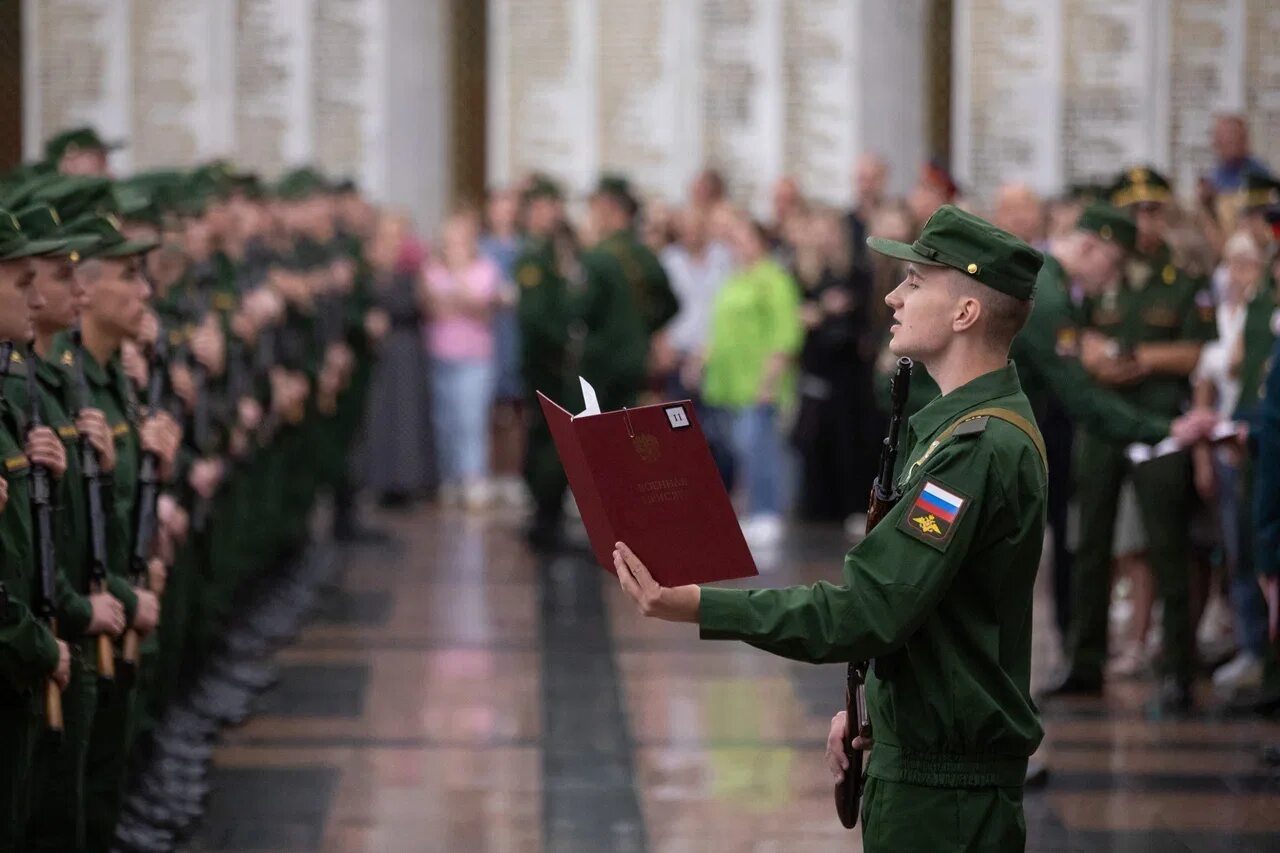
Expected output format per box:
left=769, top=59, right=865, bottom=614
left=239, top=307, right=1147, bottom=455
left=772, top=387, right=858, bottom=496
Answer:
left=95, top=631, right=115, bottom=680
left=121, top=627, right=140, bottom=674
left=44, top=617, right=63, bottom=735
left=45, top=676, right=64, bottom=735
left=835, top=357, right=912, bottom=829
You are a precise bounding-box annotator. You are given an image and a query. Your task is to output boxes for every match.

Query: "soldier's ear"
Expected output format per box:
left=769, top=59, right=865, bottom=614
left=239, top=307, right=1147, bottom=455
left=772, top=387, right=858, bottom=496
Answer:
left=951, top=293, right=983, bottom=334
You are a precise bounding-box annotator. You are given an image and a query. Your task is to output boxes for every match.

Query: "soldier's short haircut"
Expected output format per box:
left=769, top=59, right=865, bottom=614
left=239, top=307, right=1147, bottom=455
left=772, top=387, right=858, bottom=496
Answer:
left=948, top=271, right=1032, bottom=350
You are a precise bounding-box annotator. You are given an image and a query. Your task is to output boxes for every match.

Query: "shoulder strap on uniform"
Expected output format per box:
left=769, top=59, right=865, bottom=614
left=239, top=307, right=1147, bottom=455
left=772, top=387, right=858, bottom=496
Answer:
left=937, top=406, right=1048, bottom=473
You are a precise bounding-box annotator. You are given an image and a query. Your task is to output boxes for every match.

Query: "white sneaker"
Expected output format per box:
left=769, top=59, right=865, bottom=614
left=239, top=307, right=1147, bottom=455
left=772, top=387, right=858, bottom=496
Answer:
left=1212, top=651, right=1264, bottom=692
left=463, top=480, right=491, bottom=511
left=743, top=514, right=784, bottom=548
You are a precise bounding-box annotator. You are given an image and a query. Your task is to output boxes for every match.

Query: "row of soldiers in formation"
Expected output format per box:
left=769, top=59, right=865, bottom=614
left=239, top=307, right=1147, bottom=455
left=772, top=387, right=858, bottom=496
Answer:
left=0, top=128, right=379, bottom=852
left=512, top=161, right=1280, bottom=716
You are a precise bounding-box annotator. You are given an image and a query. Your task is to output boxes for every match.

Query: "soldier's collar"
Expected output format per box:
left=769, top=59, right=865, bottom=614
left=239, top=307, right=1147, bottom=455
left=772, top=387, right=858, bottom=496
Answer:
left=906, top=362, right=1025, bottom=446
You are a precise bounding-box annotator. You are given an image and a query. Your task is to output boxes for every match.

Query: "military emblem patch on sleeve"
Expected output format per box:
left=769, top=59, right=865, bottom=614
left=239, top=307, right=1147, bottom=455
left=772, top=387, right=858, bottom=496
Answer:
left=897, top=478, right=972, bottom=551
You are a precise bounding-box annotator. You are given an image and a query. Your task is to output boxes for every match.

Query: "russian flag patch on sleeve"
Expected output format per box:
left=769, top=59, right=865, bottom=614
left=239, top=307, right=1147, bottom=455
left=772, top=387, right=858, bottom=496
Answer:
left=897, top=477, right=972, bottom=550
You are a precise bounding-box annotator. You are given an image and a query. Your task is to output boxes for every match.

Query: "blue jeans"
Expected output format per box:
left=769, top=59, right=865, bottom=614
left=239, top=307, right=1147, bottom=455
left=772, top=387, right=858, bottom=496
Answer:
left=706, top=404, right=784, bottom=517
left=431, top=358, right=495, bottom=484
left=1218, top=457, right=1268, bottom=656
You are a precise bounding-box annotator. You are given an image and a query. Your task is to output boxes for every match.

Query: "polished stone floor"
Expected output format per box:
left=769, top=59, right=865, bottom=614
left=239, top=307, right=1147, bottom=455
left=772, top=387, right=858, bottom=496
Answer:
left=190, top=505, right=1280, bottom=852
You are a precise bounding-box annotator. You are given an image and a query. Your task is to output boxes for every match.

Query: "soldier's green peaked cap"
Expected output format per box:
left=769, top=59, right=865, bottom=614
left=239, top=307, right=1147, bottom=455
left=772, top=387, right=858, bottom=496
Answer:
left=866, top=204, right=1043, bottom=301
left=0, top=208, right=68, bottom=260
left=72, top=213, right=159, bottom=260
left=12, top=204, right=99, bottom=256
left=522, top=173, right=563, bottom=203
left=44, top=126, right=124, bottom=163
left=1076, top=203, right=1137, bottom=254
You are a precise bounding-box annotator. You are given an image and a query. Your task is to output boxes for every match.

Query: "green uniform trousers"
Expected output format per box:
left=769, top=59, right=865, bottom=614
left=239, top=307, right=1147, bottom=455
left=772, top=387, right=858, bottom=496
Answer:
left=860, top=777, right=1025, bottom=853
left=1069, top=433, right=1195, bottom=682
left=84, top=677, right=137, bottom=853
left=28, top=649, right=97, bottom=852
left=0, top=689, right=39, bottom=853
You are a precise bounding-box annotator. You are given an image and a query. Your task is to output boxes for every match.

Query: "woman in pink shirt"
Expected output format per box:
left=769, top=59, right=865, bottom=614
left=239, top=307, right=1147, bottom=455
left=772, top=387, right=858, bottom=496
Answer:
left=421, top=211, right=501, bottom=508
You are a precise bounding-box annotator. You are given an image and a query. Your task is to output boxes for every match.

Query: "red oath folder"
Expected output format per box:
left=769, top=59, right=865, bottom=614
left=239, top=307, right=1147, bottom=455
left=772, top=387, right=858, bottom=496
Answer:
left=537, top=391, right=758, bottom=586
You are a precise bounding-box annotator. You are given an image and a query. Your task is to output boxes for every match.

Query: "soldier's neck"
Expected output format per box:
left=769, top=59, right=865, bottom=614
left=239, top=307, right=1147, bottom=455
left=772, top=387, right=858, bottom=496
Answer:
left=33, top=324, right=65, bottom=359
left=926, top=342, right=1007, bottom=396
left=80, top=318, right=121, bottom=367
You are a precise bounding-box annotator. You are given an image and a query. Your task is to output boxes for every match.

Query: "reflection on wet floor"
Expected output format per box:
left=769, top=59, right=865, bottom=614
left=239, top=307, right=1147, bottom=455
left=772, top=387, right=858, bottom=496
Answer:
left=192, top=506, right=1280, bottom=853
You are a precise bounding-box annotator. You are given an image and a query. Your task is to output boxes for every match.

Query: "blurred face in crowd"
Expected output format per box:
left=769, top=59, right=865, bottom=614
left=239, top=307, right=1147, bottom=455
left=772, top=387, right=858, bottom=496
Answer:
left=642, top=201, right=673, bottom=252
left=993, top=183, right=1044, bottom=244
left=883, top=263, right=963, bottom=360
left=689, top=169, right=726, bottom=209
left=708, top=201, right=738, bottom=245
left=675, top=207, right=710, bottom=253
left=1212, top=115, right=1249, bottom=164
left=31, top=255, right=82, bottom=333
left=908, top=181, right=949, bottom=227
left=440, top=212, right=479, bottom=269
left=80, top=255, right=152, bottom=340
left=854, top=154, right=888, bottom=210
left=1047, top=199, right=1085, bottom=241
left=486, top=188, right=519, bottom=236
left=524, top=196, right=561, bottom=238
left=369, top=214, right=407, bottom=273
left=869, top=204, right=914, bottom=243
left=1131, top=201, right=1168, bottom=248
left=0, top=259, right=38, bottom=342
left=730, top=216, right=768, bottom=266
left=145, top=239, right=187, bottom=295
left=772, top=177, right=802, bottom=226
left=1070, top=232, right=1124, bottom=292
left=588, top=193, right=630, bottom=239
left=184, top=216, right=215, bottom=261
left=1224, top=234, right=1263, bottom=302
left=59, top=148, right=109, bottom=177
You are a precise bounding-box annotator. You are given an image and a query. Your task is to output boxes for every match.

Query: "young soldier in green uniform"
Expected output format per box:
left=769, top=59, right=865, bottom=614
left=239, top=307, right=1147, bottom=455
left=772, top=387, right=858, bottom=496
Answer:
left=588, top=174, right=680, bottom=339
left=0, top=213, right=72, bottom=853
left=518, top=177, right=648, bottom=551
left=1050, top=169, right=1218, bottom=713
left=63, top=215, right=168, bottom=853
left=10, top=204, right=131, bottom=853
left=613, top=206, right=1050, bottom=851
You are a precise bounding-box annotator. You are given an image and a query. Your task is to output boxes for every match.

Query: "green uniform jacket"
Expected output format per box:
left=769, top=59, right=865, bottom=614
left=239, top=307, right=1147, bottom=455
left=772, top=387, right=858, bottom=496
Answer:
left=0, top=391, right=60, bottom=693
left=700, top=364, right=1046, bottom=787
left=1012, top=255, right=1170, bottom=444
left=596, top=230, right=679, bottom=336
left=0, top=354, right=95, bottom=640
left=51, top=337, right=142, bottom=612
left=1084, top=244, right=1217, bottom=417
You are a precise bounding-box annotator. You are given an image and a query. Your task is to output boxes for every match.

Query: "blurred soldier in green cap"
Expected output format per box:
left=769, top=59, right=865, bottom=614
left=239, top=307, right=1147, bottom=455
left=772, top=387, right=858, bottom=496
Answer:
left=55, top=215, right=173, bottom=852
left=44, top=128, right=122, bottom=178
left=6, top=204, right=133, bottom=853
left=0, top=210, right=75, bottom=853
left=517, top=175, right=648, bottom=551
left=589, top=174, right=679, bottom=341
left=1047, top=171, right=1219, bottom=714
left=613, top=204, right=1051, bottom=852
